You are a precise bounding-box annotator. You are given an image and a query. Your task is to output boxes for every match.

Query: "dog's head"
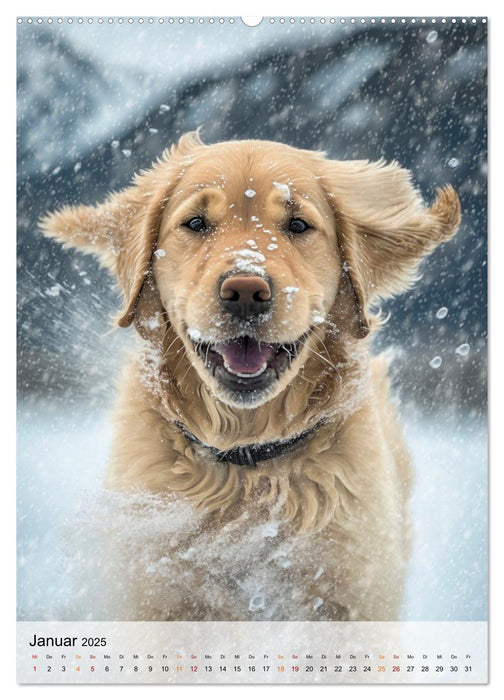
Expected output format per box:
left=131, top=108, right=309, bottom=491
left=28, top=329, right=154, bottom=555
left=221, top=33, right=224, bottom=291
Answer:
left=41, top=132, right=460, bottom=408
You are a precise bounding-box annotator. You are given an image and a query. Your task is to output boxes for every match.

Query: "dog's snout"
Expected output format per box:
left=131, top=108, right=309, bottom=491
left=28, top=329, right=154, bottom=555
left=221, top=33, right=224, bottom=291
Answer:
left=219, top=275, right=272, bottom=320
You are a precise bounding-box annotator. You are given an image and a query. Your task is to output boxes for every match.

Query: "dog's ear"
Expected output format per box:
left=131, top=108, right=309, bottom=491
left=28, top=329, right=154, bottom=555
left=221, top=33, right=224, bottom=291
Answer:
left=39, top=131, right=205, bottom=328
left=40, top=186, right=160, bottom=327
left=321, top=159, right=461, bottom=337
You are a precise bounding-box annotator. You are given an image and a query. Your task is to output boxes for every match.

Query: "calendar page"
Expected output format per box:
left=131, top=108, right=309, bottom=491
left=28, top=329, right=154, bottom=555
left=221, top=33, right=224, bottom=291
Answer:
left=16, top=15, right=488, bottom=685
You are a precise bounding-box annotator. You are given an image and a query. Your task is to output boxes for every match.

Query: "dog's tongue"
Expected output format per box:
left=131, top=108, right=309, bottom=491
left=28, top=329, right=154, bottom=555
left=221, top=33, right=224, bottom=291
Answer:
left=214, top=338, right=277, bottom=374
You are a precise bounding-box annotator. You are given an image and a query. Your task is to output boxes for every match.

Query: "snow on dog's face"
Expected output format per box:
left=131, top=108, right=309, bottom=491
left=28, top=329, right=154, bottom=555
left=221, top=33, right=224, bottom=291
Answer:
left=41, top=132, right=460, bottom=407
left=151, top=139, right=342, bottom=406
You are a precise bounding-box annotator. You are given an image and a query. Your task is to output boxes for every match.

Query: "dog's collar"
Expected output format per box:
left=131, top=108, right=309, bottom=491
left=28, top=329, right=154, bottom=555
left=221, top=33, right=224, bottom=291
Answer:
left=175, top=421, right=322, bottom=469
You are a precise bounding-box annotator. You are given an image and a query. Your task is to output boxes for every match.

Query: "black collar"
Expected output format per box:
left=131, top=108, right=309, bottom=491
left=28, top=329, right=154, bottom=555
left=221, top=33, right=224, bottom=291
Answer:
left=175, top=421, right=322, bottom=469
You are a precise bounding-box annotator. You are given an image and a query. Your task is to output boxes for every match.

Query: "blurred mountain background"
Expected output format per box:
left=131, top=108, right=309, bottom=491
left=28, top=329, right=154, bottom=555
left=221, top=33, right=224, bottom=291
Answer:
left=17, top=19, right=487, bottom=414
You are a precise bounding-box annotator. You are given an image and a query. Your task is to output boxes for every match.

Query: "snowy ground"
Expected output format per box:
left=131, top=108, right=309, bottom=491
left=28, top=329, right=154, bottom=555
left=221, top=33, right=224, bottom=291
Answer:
left=17, top=400, right=487, bottom=622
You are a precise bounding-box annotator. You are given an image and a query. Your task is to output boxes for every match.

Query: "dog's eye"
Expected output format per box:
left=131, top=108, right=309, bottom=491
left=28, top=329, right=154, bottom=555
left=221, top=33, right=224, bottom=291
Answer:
left=288, top=218, right=310, bottom=235
left=185, top=216, right=207, bottom=233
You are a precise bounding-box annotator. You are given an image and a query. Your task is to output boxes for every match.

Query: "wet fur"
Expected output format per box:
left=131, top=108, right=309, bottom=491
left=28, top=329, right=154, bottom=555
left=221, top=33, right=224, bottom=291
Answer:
left=41, top=132, right=460, bottom=620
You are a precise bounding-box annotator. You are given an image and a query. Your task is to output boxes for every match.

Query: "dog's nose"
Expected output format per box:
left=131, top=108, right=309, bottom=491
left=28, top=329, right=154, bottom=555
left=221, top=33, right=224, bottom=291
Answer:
left=219, top=275, right=272, bottom=320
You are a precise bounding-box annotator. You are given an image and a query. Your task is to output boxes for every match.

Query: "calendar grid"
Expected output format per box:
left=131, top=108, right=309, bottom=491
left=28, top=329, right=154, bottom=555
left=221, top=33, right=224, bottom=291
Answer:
left=18, top=621, right=487, bottom=684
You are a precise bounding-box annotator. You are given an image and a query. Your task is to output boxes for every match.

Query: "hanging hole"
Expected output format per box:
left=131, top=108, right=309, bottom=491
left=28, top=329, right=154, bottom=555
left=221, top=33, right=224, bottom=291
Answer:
left=241, top=17, right=263, bottom=27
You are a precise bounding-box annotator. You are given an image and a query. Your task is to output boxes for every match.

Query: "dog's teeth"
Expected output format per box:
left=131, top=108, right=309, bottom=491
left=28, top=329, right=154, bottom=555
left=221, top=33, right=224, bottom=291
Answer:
left=223, top=362, right=267, bottom=378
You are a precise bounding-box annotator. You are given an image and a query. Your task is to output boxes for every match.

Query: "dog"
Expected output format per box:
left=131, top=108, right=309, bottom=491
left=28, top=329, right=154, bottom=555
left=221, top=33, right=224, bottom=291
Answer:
left=41, top=132, right=460, bottom=621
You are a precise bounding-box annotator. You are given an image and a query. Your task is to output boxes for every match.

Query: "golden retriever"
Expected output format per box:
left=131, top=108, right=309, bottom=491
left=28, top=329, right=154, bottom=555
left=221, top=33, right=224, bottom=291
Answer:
left=41, top=132, right=460, bottom=621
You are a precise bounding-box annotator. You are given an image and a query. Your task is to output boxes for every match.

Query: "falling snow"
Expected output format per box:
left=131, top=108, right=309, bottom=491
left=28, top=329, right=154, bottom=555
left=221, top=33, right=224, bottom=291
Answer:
left=17, top=18, right=487, bottom=623
left=455, top=343, right=470, bottom=356
left=45, top=284, right=62, bottom=297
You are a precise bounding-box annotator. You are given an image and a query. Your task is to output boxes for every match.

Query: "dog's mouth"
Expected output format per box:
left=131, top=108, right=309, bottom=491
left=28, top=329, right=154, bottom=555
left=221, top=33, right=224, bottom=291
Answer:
left=194, top=335, right=302, bottom=397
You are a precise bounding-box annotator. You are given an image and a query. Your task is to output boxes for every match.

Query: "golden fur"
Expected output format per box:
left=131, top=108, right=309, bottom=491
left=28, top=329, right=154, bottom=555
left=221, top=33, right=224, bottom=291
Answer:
left=41, top=132, right=460, bottom=620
